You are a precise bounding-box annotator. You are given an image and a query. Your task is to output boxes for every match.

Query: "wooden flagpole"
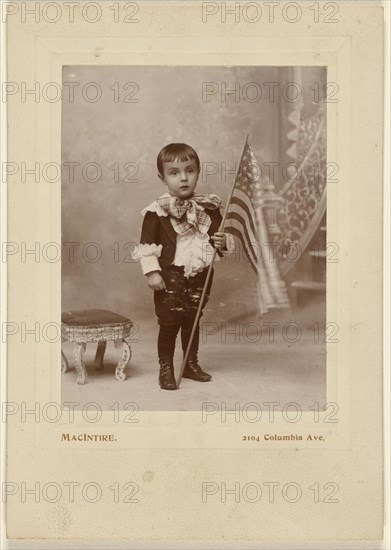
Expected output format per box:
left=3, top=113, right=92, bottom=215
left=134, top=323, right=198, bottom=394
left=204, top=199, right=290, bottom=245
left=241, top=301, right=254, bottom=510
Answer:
left=177, top=135, right=249, bottom=388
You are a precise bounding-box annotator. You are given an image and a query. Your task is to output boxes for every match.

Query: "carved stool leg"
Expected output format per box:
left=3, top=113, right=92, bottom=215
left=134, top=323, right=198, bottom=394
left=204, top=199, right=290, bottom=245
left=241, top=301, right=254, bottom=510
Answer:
left=95, top=340, right=106, bottom=370
left=61, top=349, right=70, bottom=373
left=61, top=336, right=71, bottom=373
left=73, top=342, right=87, bottom=385
left=114, top=338, right=132, bottom=381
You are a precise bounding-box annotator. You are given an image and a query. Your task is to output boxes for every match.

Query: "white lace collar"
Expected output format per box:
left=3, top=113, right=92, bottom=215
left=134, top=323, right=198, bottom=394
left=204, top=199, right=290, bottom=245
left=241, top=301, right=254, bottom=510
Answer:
left=140, top=193, right=171, bottom=217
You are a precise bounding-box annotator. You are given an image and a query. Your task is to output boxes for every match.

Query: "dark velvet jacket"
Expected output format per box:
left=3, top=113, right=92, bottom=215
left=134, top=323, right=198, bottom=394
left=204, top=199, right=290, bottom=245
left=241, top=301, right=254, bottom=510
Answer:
left=140, top=208, right=224, bottom=267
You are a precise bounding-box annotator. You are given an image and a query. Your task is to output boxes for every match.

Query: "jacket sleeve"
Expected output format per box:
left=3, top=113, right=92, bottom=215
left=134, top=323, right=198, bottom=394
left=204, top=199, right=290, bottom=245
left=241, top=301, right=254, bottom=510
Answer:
left=136, top=211, right=162, bottom=275
left=207, top=208, right=225, bottom=257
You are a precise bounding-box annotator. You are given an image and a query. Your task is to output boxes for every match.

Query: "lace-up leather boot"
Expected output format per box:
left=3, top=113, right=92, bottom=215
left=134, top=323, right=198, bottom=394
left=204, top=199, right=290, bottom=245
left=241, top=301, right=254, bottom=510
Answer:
left=158, top=358, right=177, bottom=390
left=183, top=353, right=212, bottom=382
left=181, top=320, right=212, bottom=382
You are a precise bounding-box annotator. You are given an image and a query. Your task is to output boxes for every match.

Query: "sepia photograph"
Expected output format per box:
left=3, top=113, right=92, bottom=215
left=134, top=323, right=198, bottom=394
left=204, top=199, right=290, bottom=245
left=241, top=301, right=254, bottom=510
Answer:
left=3, top=0, right=386, bottom=545
left=61, top=65, right=327, bottom=411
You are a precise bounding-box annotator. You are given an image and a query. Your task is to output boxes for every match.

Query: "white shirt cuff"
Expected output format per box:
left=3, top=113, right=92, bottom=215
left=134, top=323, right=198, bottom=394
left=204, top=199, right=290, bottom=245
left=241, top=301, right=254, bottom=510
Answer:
left=134, top=243, right=162, bottom=275
left=140, top=254, right=161, bottom=275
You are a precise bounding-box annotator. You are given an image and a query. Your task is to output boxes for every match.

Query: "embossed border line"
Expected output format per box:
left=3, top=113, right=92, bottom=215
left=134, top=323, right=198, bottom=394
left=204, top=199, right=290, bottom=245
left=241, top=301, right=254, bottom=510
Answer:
left=31, top=35, right=351, bottom=450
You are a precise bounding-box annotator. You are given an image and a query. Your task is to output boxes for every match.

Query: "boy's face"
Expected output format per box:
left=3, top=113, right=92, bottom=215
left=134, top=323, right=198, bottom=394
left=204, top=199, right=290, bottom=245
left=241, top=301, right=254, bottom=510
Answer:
left=159, top=158, right=199, bottom=199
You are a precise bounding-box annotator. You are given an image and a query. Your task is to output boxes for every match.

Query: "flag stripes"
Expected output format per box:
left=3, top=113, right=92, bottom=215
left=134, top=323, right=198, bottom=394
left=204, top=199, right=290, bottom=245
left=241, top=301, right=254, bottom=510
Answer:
left=225, top=214, right=259, bottom=266
left=224, top=147, right=261, bottom=272
left=223, top=138, right=289, bottom=314
left=223, top=226, right=257, bottom=273
left=229, top=196, right=257, bottom=237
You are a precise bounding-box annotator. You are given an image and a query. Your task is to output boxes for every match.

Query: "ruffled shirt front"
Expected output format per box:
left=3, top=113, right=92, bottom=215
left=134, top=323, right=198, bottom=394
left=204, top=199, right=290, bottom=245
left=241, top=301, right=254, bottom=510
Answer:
left=137, top=193, right=234, bottom=278
left=173, top=227, right=216, bottom=277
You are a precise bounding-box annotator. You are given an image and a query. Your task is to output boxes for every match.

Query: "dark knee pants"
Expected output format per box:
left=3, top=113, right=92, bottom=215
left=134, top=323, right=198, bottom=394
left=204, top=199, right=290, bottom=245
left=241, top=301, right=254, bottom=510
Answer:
left=154, top=265, right=214, bottom=326
left=154, top=265, right=214, bottom=360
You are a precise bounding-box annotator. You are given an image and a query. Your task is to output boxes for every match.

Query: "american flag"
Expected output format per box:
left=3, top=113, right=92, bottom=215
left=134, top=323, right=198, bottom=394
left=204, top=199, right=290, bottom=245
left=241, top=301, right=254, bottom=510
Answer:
left=224, top=138, right=289, bottom=314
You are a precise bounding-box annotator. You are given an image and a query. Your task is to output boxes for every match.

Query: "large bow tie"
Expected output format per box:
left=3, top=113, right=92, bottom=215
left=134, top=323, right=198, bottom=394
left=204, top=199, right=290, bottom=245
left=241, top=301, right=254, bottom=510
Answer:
left=156, top=194, right=222, bottom=234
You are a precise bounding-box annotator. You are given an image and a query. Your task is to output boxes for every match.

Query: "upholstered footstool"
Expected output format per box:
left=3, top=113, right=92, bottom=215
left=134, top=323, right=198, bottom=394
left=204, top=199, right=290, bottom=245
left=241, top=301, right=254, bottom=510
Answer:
left=61, top=309, right=133, bottom=385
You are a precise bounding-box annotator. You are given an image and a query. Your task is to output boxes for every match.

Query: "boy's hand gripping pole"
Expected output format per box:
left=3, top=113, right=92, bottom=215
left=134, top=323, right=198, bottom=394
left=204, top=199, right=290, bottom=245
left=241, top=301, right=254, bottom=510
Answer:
left=176, top=135, right=249, bottom=389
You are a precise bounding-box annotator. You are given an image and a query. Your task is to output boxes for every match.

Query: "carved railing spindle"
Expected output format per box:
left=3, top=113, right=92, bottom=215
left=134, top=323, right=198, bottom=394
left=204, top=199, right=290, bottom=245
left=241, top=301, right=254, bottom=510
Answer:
left=255, top=177, right=285, bottom=244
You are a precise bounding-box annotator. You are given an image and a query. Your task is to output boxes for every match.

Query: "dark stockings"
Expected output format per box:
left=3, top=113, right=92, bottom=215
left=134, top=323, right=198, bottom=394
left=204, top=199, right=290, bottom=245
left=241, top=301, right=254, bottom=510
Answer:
left=181, top=318, right=199, bottom=358
left=157, top=319, right=199, bottom=361
left=158, top=324, right=180, bottom=360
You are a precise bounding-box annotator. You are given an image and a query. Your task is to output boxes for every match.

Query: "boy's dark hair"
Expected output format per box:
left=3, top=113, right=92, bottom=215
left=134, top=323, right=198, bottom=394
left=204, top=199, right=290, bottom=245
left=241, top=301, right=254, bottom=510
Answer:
left=157, top=143, right=200, bottom=176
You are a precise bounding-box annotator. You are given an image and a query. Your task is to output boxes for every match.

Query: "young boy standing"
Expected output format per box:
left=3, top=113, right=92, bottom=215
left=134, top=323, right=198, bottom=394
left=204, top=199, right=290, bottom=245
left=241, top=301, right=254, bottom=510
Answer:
left=137, top=143, right=231, bottom=390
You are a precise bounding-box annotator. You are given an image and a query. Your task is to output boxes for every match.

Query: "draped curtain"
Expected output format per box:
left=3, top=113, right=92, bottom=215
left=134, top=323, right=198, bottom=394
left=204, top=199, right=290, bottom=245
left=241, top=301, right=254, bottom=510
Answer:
left=272, top=67, right=327, bottom=276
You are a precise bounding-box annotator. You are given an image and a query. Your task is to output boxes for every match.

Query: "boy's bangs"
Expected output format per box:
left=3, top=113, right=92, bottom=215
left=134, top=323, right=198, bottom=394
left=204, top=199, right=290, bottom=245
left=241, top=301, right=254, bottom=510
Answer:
left=157, top=143, right=201, bottom=174
left=163, top=153, right=195, bottom=164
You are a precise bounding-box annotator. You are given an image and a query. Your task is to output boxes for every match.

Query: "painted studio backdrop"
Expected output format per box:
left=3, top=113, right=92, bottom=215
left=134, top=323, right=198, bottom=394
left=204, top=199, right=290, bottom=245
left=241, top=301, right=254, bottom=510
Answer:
left=61, top=66, right=327, bottom=409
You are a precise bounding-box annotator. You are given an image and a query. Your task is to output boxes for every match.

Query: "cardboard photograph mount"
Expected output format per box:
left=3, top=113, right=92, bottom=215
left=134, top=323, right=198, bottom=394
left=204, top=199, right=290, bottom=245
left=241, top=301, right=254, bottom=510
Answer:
left=3, top=1, right=386, bottom=546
